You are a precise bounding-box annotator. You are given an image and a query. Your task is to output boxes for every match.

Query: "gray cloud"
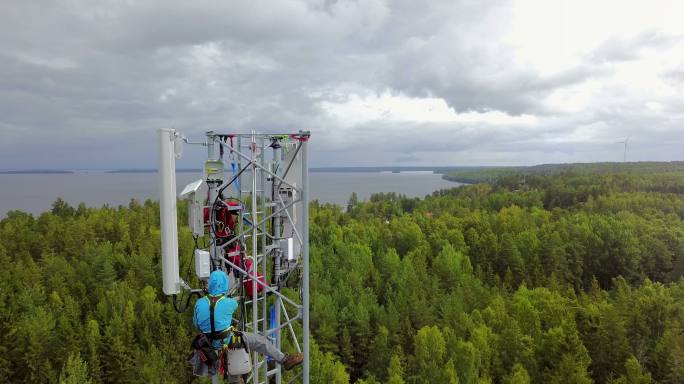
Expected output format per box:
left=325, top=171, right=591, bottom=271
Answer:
left=0, top=0, right=682, bottom=169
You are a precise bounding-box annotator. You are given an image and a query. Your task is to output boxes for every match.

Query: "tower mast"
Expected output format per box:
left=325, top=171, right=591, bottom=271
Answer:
left=159, top=129, right=311, bottom=383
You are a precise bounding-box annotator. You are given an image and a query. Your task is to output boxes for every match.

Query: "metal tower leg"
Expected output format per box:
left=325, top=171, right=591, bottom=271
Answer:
left=260, top=135, right=268, bottom=382
left=251, top=132, right=259, bottom=384
left=272, top=142, right=283, bottom=384
left=301, top=140, right=310, bottom=384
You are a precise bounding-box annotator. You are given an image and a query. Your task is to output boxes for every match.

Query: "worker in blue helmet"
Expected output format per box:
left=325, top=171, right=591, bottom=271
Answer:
left=193, top=270, right=303, bottom=382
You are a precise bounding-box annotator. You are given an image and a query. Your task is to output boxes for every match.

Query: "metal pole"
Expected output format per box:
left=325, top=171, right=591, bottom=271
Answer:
left=207, top=131, right=220, bottom=384
left=251, top=131, right=259, bottom=384
left=301, top=140, right=310, bottom=384
left=273, top=143, right=283, bottom=384
left=207, top=133, right=220, bottom=269
left=207, top=131, right=215, bottom=160
left=260, top=135, right=269, bottom=381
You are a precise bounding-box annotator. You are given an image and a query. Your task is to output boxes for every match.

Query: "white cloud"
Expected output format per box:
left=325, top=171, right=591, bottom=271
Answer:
left=321, top=92, right=538, bottom=125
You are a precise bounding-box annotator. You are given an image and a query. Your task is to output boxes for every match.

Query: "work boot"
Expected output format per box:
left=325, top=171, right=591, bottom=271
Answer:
left=281, top=353, right=304, bottom=371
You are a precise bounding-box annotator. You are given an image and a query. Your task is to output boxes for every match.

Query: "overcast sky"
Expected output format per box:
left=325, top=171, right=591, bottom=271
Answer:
left=1, top=0, right=683, bottom=169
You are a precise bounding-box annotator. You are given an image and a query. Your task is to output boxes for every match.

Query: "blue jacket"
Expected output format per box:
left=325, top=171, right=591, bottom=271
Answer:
left=193, top=270, right=238, bottom=348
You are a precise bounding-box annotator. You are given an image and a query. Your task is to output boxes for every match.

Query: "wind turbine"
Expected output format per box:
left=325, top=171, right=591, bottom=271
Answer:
left=616, top=136, right=630, bottom=162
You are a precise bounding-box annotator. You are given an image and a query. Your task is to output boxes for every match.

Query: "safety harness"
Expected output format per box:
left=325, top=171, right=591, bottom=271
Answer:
left=207, top=295, right=244, bottom=349
left=191, top=294, right=246, bottom=375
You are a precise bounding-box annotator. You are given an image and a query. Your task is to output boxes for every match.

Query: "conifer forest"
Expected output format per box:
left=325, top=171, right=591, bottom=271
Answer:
left=2, top=166, right=684, bottom=383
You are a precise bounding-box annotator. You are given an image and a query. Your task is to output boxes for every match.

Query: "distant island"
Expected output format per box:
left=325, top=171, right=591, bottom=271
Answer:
left=310, top=166, right=493, bottom=174
left=105, top=168, right=202, bottom=173
left=0, top=170, right=73, bottom=174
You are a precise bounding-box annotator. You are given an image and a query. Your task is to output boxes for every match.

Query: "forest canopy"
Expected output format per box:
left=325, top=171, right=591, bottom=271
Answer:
left=2, top=165, right=684, bottom=383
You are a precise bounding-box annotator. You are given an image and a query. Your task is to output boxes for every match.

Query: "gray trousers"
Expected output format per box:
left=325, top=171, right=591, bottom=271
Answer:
left=226, top=332, right=285, bottom=383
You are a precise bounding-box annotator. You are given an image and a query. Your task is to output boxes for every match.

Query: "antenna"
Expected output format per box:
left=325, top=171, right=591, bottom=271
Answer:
left=616, top=136, right=630, bottom=163
left=159, top=128, right=180, bottom=295
left=158, top=129, right=311, bottom=384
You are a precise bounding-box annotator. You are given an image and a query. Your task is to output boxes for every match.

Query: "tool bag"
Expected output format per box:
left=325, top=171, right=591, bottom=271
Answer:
left=190, top=333, right=219, bottom=368
left=221, top=331, right=252, bottom=376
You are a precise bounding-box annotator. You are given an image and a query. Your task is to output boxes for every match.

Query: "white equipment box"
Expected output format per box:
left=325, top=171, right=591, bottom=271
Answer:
left=280, top=237, right=295, bottom=261
left=194, top=249, right=211, bottom=279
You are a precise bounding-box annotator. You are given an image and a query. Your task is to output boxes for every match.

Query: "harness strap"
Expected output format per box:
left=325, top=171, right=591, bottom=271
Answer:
left=208, top=295, right=225, bottom=340
left=208, top=329, right=231, bottom=340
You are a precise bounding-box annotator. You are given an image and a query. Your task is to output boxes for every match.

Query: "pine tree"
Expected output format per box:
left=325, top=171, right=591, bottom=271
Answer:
left=84, top=319, right=102, bottom=383
left=367, top=326, right=391, bottom=381
left=505, top=363, right=531, bottom=384
left=59, top=353, right=93, bottom=384
left=612, top=356, right=652, bottom=384
left=59, top=353, right=92, bottom=384
left=387, top=354, right=406, bottom=384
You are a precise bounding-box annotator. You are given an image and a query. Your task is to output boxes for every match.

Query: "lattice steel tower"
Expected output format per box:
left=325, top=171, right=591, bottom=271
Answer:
left=159, top=129, right=311, bottom=384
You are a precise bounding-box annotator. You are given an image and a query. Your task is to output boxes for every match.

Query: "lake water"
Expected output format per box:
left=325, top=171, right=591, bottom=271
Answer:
left=0, top=171, right=463, bottom=217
